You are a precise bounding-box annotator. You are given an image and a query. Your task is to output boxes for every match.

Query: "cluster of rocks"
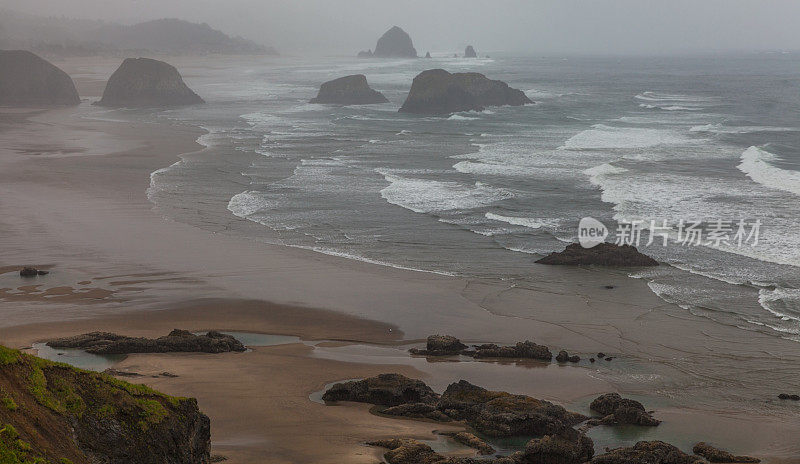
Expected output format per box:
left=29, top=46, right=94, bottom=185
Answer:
left=96, top=57, right=204, bottom=107
left=409, top=334, right=569, bottom=363
left=19, top=267, right=49, bottom=277
left=588, top=393, right=660, bottom=426
left=778, top=393, right=799, bottom=401
left=309, top=74, right=388, bottom=105
left=399, top=69, right=531, bottom=115
left=46, top=329, right=246, bottom=354
left=537, top=243, right=659, bottom=266
left=692, top=442, right=760, bottom=463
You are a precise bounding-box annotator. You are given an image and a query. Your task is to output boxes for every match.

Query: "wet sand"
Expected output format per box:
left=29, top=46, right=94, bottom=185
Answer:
left=0, top=56, right=799, bottom=463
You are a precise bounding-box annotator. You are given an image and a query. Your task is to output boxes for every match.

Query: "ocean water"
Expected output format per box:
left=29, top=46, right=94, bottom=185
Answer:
left=144, top=53, right=800, bottom=344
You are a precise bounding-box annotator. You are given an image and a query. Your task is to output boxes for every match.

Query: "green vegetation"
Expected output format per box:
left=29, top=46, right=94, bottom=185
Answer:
left=0, top=346, right=20, bottom=366
left=0, top=423, right=45, bottom=464
left=2, top=395, right=18, bottom=411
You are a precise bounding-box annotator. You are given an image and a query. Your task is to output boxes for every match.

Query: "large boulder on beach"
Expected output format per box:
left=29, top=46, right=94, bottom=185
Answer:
left=409, top=334, right=468, bottom=356
left=536, top=243, right=659, bottom=266
left=524, top=430, right=595, bottom=464
left=399, top=69, right=532, bottom=115
left=373, top=26, right=417, bottom=58
left=473, top=340, right=553, bottom=361
left=309, top=74, right=388, bottom=105
left=96, top=57, right=204, bottom=107
left=322, top=373, right=438, bottom=406
left=692, top=443, right=760, bottom=463
left=592, top=441, right=705, bottom=464
left=0, top=50, right=80, bottom=106
left=465, top=45, right=478, bottom=58
left=437, top=380, right=587, bottom=437
left=46, top=329, right=245, bottom=354
left=590, top=393, right=660, bottom=426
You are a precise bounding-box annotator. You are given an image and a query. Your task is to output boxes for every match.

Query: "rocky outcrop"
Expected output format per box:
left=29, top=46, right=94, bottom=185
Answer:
left=0, top=50, right=80, bottom=106
left=437, top=380, right=586, bottom=437
left=0, top=345, right=210, bottom=463
left=357, top=49, right=373, bottom=58
left=409, top=335, right=468, bottom=356
left=309, top=74, right=388, bottom=105
left=425, top=52, right=432, bottom=58
left=778, top=393, right=799, bottom=400
left=46, top=329, right=245, bottom=355
left=382, top=402, right=451, bottom=421
left=692, top=443, right=760, bottom=463
left=19, top=267, right=49, bottom=277
left=95, top=57, right=204, bottom=107
left=399, top=69, right=532, bottom=115
left=439, top=431, right=495, bottom=455
left=373, top=26, right=417, bottom=58
left=523, top=430, right=594, bottom=464
left=465, top=46, right=477, bottom=58
left=590, top=393, right=660, bottom=426
left=321, top=373, right=438, bottom=406
left=592, top=441, right=704, bottom=464
left=536, top=243, right=659, bottom=267
left=473, top=341, right=552, bottom=361
left=556, top=351, right=580, bottom=363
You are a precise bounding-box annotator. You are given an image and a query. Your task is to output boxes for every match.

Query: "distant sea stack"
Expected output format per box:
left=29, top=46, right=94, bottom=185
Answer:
left=399, top=69, right=532, bottom=115
left=425, top=52, right=432, bottom=58
left=95, top=57, right=204, bottom=108
left=310, top=75, right=388, bottom=105
left=0, top=50, right=80, bottom=106
left=357, top=49, right=374, bottom=58
left=372, top=26, right=417, bottom=58
left=464, top=45, right=477, bottom=58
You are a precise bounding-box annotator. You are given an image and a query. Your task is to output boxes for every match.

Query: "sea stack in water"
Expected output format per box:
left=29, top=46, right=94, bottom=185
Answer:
left=96, top=57, right=204, bottom=107
left=372, top=26, right=417, bottom=58
left=0, top=50, right=80, bottom=106
left=464, top=45, right=478, bottom=58
left=399, top=69, right=531, bottom=115
left=309, top=74, right=388, bottom=105
left=536, top=243, right=659, bottom=266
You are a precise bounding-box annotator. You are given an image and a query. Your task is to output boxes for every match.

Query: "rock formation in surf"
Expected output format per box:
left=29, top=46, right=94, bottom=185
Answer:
left=399, top=69, right=532, bottom=115
left=309, top=74, right=388, bottom=105
left=95, top=57, right=204, bottom=107
left=465, top=45, right=477, bottom=58
left=0, top=345, right=210, bottom=463
left=425, top=51, right=432, bottom=58
left=47, top=329, right=245, bottom=354
left=0, top=50, right=80, bottom=106
left=409, top=335, right=553, bottom=361
left=19, top=267, right=49, bottom=277
left=592, top=441, right=705, bottom=464
left=372, top=26, right=417, bottom=58
left=589, top=393, right=661, bottom=426
left=357, top=49, right=373, bottom=58
left=536, top=243, right=659, bottom=266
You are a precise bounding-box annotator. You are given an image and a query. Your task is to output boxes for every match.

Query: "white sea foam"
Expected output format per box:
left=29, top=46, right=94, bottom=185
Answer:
left=376, top=169, right=512, bottom=213
left=560, top=124, right=691, bottom=150
left=639, top=104, right=703, bottom=111
left=448, top=114, right=479, bottom=121
left=485, top=212, right=554, bottom=229
left=227, top=191, right=270, bottom=217
left=583, top=163, right=629, bottom=187
left=758, top=288, right=800, bottom=323
left=738, top=146, right=800, bottom=197
left=691, top=123, right=798, bottom=134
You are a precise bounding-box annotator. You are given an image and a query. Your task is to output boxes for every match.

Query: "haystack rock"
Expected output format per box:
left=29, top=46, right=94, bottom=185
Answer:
left=0, top=50, right=80, bottom=106
left=399, top=69, right=532, bottom=115
left=96, top=57, right=204, bottom=107
left=425, top=52, right=432, bottom=58
left=309, top=74, right=388, bottom=105
left=465, top=45, right=478, bottom=58
left=373, top=26, right=417, bottom=58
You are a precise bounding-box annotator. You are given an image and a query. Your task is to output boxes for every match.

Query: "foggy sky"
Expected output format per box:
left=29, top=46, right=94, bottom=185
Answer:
left=2, top=0, right=799, bottom=55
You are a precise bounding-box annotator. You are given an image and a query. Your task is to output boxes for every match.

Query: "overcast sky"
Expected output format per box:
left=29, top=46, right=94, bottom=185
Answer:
left=2, top=0, right=799, bottom=55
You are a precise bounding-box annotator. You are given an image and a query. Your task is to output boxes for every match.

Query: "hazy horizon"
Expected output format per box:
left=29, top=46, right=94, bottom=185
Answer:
left=2, top=0, right=800, bottom=56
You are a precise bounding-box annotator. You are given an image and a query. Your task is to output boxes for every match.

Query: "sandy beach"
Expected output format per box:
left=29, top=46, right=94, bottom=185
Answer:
left=1, top=56, right=799, bottom=463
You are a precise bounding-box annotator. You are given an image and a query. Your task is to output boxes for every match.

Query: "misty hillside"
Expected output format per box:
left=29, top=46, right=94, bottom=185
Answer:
left=0, top=10, right=277, bottom=56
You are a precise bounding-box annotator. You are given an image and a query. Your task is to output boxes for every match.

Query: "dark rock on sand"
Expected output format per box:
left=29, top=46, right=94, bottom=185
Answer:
left=778, top=393, right=800, bottom=400
left=437, top=380, right=586, bottom=437
left=0, top=344, right=210, bottom=463
left=440, top=431, right=495, bottom=455
left=473, top=341, right=552, bottom=361
left=321, top=373, right=438, bottom=406
left=409, top=334, right=468, bottom=356
left=370, top=438, right=521, bottom=464
left=400, top=69, right=532, bottom=115
left=556, top=350, right=580, bottom=363
left=692, top=442, right=760, bottom=463
left=465, top=45, right=478, bottom=58
left=590, top=393, right=660, bottom=426
left=373, top=26, right=417, bottom=58
left=47, top=329, right=245, bottom=354
left=96, top=57, right=204, bottom=107
left=0, top=50, right=80, bottom=106
left=592, top=441, right=705, bottom=464
left=19, top=267, right=48, bottom=277
left=523, top=429, right=594, bottom=464
left=382, top=402, right=451, bottom=421
left=536, top=243, right=659, bottom=267
left=357, top=49, right=374, bottom=58
left=310, top=74, right=388, bottom=105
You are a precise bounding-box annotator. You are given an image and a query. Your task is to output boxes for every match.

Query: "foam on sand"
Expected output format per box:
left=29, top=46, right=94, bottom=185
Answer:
left=485, top=212, right=552, bottom=229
